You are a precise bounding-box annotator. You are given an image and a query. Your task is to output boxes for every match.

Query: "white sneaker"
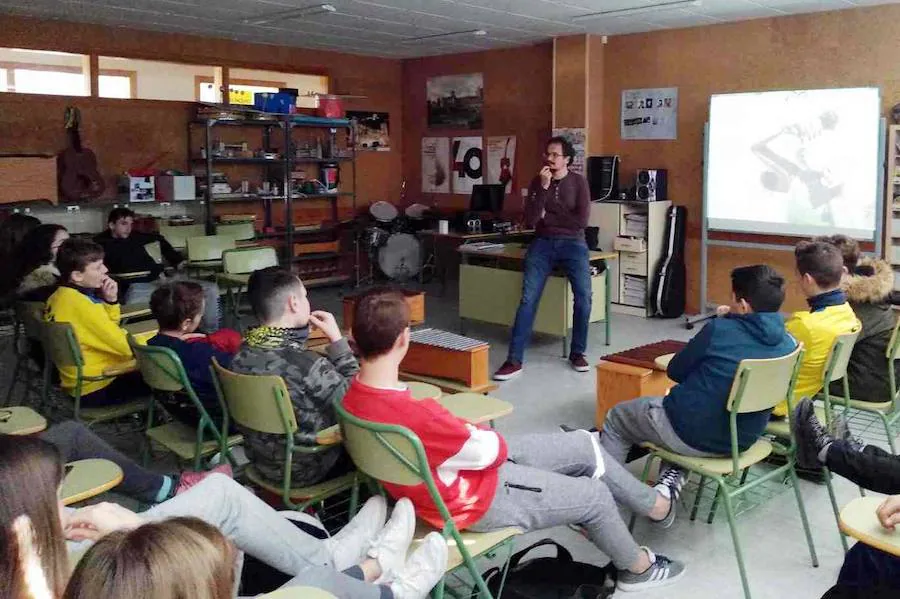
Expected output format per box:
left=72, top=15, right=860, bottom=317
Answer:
left=324, top=495, right=387, bottom=571
left=367, top=497, right=415, bottom=582
left=389, top=532, right=449, bottom=599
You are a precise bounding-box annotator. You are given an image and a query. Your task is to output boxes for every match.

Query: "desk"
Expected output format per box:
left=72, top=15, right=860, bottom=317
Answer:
left=438, top=393, right=513, bottom=425
left=400, top=371, right=498, bottom=395
left=595, top=361, right=675, bottom=428
left=61, top=459, right=124, bottom=505
left=418, top=228, right=534, bottom=291
left=0, top=406, right=47, bottom=435
left=120, top=302, right=151, bottom=322
left=840, top=496, right=900, bottom=557
left=124, top=319, right=158, bottom=344
left=458, top=243, right=615, bottom=353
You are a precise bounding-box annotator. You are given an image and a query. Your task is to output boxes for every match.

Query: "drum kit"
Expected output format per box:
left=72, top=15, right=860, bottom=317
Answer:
left=356, top=201, right=431, bottom=284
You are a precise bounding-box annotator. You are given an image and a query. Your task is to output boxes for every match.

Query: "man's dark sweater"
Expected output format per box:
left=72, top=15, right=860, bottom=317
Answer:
left=94, top=230, right=183, bottom=284
left=524, top=171, right=590, bottom=239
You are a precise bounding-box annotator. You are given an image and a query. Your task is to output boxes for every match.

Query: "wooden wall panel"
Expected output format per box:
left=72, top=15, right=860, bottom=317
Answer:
left=553, top=36, right=588, bottom=130
left=596, top=5, right=900, bottom=313
left=0, top=15, right=402, bottom=221
left=402, top=43, right=553, bottom=213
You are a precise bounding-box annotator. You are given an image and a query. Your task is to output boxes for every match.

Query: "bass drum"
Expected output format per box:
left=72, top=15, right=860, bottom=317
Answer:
left=378, top=233, right=422, bottom=281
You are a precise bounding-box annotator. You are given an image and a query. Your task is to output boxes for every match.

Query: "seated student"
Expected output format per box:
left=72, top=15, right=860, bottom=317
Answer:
left=819, top=234, right=899, bottom=403
left=147, top=281, right=242, bottom=428
left=342, top=289, right=685, bottom=592
left=1, top=436, right=446, bottom=599
left=14, top=223, right=69, bottom=296
left=94, top=207, right=220, bottom=330
left=44, top=238, right=150, bottom=407
left=230, top=267, right=358, bottom=488
left=772, top=240, right=860, bottom=416
left=599, top=265, right=797, bottom=495
left=793, top=399, right=900, bottom=597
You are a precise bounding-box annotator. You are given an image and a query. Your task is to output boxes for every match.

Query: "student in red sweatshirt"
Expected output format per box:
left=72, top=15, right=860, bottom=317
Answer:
left=342, top=289, right=686, bottom=593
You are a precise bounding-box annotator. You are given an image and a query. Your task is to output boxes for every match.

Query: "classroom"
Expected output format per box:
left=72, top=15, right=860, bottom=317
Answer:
left=0, top=1, right=898, bottom=598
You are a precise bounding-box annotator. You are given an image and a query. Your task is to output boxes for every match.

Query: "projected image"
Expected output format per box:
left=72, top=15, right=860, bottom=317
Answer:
left=707, top=88, right=880, bottom=239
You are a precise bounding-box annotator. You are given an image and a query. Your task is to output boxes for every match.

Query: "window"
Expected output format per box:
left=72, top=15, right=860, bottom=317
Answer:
left=0, top=48, right=89, bottom=96
left=99, top=71, right=136, bottom=99
left=223, top=69, right=328, bottom=108
left=99, top=56, right=216, bottom=101
left=197, top=78, right=282, bottom=105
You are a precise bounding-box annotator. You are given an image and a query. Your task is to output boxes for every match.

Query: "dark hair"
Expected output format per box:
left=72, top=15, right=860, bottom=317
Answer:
left=0, top=435, right=67, bottom=599
left=730, top=265, right=785, bottom=313
left=795, top=240, right=844, bottom=288
left=150, top=281, right=205, bottom=331
left=351, top=288, right=410, bottom=359
left=546, top=136, right=575, bottom=166
left=56, top=238, right=105, bottom=282
left=13, top=224, right=68, bottom=287
left=246, top=267, right=302, bottom=323
left=815, top=234, right=859, bottom=272
left=0, top=214, right=41, bottom=295
left=107, top=207, right=136, bottom=224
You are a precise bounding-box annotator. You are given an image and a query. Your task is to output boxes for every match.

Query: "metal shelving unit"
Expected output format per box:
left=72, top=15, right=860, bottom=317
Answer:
left=188, top=107, right=356, bottom=286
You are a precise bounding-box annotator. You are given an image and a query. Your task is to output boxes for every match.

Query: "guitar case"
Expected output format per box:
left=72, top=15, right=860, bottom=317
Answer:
left=650, top=205, right=687, bottom=318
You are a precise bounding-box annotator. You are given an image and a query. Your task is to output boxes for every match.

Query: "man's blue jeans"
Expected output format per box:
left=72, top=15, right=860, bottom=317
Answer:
left=507, top=236, right=592, bottom=363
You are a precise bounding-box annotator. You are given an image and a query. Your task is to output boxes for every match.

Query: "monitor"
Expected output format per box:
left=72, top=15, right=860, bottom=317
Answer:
left=470, top=184, right=505, bottom=213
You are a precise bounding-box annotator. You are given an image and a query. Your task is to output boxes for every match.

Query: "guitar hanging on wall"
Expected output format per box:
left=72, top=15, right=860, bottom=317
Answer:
left=499, top=136, right=513, bottom=188
left=57, top=106, right=105, bottom=203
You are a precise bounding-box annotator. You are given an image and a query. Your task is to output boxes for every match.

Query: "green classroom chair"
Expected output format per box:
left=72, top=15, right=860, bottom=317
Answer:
left=211, top=359, right=359, bottom=513
left=129, top=337, right=242, bottom=471
left=5, top=301, right=46, bottom=406
left=636, top=344, right=816, bottom=599
left=217, top=246, right=279, bottom=319
left=216, top=221, right=257, bottom=242
left=159, top=223, right=206, bottom=250
left=334, top=396, right=521, bottom=599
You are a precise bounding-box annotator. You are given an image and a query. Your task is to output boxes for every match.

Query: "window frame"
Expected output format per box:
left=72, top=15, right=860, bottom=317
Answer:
left=0, top=61, right=137, bottom=98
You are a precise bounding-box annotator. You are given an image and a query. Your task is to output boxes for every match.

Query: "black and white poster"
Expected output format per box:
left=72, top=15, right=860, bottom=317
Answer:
left=621, top=87, right=678, bottom=140
left=452, top=136, right=483, bottom=195
left=348, top=111, right=390, bottom=151
left=427, top=73, right=484, bottom=129
left=421, top=137, right=450, bottom=194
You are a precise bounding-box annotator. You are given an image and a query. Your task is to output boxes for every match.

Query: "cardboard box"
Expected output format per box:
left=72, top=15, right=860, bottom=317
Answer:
left=613, top=236, right=647, bottom=252
left=156, top=175, right=196, bottom=202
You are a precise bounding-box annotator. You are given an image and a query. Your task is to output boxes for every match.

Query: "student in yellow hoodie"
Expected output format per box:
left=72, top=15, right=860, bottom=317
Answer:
left=44, top=238, right=149, bottom=406
left=772, top=240, right=860, bottom=417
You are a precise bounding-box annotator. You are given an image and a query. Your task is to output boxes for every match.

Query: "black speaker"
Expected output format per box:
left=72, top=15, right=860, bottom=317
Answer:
left=636, top=169, right=667, bottom=202
left=587, top=156, right=619, bottom=201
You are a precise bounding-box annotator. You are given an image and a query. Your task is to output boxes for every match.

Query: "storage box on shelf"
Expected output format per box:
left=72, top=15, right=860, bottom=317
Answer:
left=590, top=200, right=671, bottom=317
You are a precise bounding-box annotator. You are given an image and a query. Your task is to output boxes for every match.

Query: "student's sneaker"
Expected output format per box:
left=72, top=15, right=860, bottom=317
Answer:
left=324, top=495, right=387, bottom=571
left=368, top=497, right=416, bottom=582
left=793, top=398, right=834, bottom=470
left=559, top=424, right=599, bottom=433
left=651, top=467, right=686, bottom=528
left=493, top=360, right=523, bottom=381
left=174, top=464, right=233, bottom=496
left=389, top=532, right=449, bottom=599
left=616, top=548, right=686, bottom=592
left=569, top=353, right=590, bottom=372
left=830, top=414, right=865, bottom=453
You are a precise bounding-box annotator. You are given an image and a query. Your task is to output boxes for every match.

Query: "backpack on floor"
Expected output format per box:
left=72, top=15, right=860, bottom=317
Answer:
left=472, top=538, right=616, bottom=599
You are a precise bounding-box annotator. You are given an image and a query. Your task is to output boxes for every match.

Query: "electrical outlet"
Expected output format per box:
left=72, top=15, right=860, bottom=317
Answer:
left=66, top=205, right=80, bottom=213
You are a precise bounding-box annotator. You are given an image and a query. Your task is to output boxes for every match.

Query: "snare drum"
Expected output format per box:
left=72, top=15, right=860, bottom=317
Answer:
left=364, top=226, right=390, bottom=249
left=369, top=201, right=399, bottom=224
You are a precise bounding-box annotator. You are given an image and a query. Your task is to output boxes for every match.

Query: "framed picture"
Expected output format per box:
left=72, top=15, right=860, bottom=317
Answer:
left=348, top=111, right=390, bottom=151
left=422, top=137, right=450, bottom=193
left=426, top=73, right=483, bottom=130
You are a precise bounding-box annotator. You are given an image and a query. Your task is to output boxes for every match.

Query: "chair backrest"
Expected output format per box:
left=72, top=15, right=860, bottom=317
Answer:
left=128, top=337, right=187, bottom=393
left=16, top=301, right=45, bottom=341
left=186, top=235, right=236, bottom=262
left=40, top=321, right=83, bottom=369
left=143, top=241, right=162, bottom=264
left=222, top=246, right=278, bottom=275
left=822, top=326, right=862, bottom=384
left=216, top=222, right=256, bottom=241
left=211, top=359, right=297, bottom=435
left=159, top=224, right=206, bottom=249
left=333, top=397, right=428, bottom=486
left=726, top=344, right=804, bottom=414
left=886, top=314, right=900, bottom=362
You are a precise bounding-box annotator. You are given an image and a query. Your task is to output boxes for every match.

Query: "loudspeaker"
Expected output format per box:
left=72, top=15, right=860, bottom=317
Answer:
left=636, top=169, right=667, bottom=202
left=587, top=155, right=619, bottom=201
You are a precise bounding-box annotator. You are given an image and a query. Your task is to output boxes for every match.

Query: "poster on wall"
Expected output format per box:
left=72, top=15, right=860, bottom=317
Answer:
left=348, top=111, right=390, bottom=151
left=421, top=137, right=450, bottom=193
left=452, top=136, right=483, bottom=195
left=427, top=73, right=484, bottom=129
left=551, top=127, right=586, bottom=174
left=486, top=136, right=516, bottom=193
left=621, top=87, right=678, bottom=140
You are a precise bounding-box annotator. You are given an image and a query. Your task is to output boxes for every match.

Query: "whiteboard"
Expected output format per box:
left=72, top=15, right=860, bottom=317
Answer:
left=706, top=88, right=881, bottom=240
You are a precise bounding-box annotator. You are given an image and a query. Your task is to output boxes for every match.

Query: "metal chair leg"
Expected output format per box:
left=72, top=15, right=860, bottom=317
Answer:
left=721, top=485, right=752, bottom=599
left=690, top=475, right=707, bottom=521
left=824, top=467, right=849, bottom=553
left=4, top=355, right=21, bottom=406
left=879, top=412, right=897, bottom=454
left=707, top=484, right=722, bottom=524
left=787, top=463, right=819, bottom=567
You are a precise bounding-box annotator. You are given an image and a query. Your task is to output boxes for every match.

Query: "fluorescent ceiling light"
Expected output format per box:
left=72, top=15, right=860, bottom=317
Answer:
left=243, top=4, right=336, bottom=25
left=402, top=29, right=487, bottom=43
left=572, top=0, right=701, bottom=21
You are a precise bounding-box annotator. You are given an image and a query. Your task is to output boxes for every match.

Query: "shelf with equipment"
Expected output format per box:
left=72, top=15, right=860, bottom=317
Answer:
left=884, top=125, right=900, bottom=291
left=188, top=105, right=357, bottom=285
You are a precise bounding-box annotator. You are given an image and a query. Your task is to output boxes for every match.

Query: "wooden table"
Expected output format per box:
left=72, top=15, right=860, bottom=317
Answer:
left=840, top=496, right=900, bottom=557
left=438, top=392, right=513, bottom=425
left=120, top=302, right=151, bottom=321
left=400, top=371, right=498, bottom=395
left=458, top=243, right=616, bottom=352
left=595, top=360, right=676, bottom=428
left=124, top=319, right=159, bottom=342
left=0, top=406, right=47, bottom=435
left=61, top=459, right=124, bottom=505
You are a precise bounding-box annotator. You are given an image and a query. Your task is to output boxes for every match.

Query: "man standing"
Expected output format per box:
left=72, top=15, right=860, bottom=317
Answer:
left=94, top=208, right=220, bottom=331
left=494, top=136, right=592, bottom=380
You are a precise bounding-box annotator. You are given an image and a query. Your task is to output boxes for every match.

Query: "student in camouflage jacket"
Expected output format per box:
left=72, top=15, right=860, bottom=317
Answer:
left=230, top=268, right=359, bottom=487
